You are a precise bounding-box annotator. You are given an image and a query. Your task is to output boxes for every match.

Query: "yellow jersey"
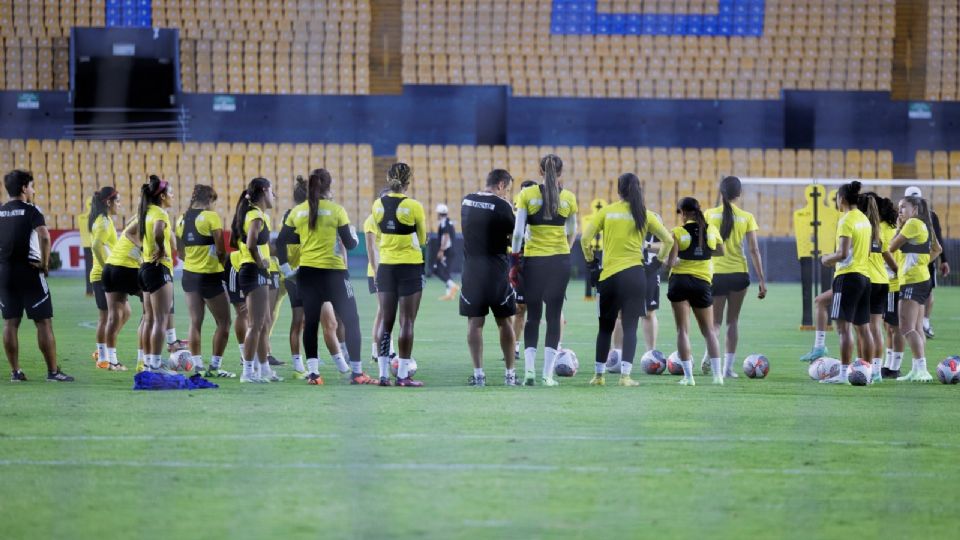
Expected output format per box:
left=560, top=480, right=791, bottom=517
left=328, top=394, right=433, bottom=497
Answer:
left=670, top=221, right=721, bottom=283
left=834, top=209, right=872, bottom=278
left=363, top=213, right=379, bottom=277
left=229, top=250, right=243, bottom=271
left=895, top=217, right=931, bottom=286
left=705, top=204, right=759, bottom=274
left=176, top=209, right=224, bottom=274
left=89, top=214, right=117, bottom=282
left=581, top=203, right=672, bottom=281
left=881, top=222, right=900, bottom=292
left=105, top=219, right=142, bottom=269
left=284, top=200, right=350, bottom=270
left=142, top=204, right=173, bottom=270
left=865, top=223, right=888, bottom=286
left=280, top=208, right=302, bottom=269
left=238, top=206, right=271, bottom=266
left=515, top=184, right=578, bottom=257
left=371, top=193, right=426, bottom=265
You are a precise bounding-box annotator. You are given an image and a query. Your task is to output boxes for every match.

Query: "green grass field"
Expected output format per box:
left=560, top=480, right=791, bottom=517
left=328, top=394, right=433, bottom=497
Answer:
left=1, top=277, right=959, bottom=539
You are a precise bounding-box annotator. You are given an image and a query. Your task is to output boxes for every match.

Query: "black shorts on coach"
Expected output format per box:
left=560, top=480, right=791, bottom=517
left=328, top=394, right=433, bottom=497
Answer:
left=869, top=283, right=889, bottom=316
left=900, top=280, right=932, bottom=306
left=182, top=270, right=226, bottom=299
left=459, top=256, right=516, bottom=319
left=0, top=264, right=53, bottom=320
left=667, top=273, right=713, bottom=309
left=138, top=263, right=173, bottom=294
left=285, top=275, right=303, bottom=308
left=376, top=263, right=425, bottom=297
left=102, top=264, right=141, bottom=298
left=645, top=264, right=661, bottom=311
left=92, top=280, right=107, bottom=311
left=711, top=272, right=750, bottom=296
left=237, top=263, right=269, bottom=295
left=598, top=265, right=648, bottom=321
left=830, top=273, right=871, bottom=326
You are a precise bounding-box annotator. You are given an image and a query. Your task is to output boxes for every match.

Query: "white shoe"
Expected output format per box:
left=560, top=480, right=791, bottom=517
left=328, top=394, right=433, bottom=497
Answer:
left=712, top=374, right=724, bottom=386
left=819, top=373, right=848, bottom=384
left=724, top=370, right=739, bottom=379
left=913, top=370, right=934, bottom=383
left=240, top=373, right=265, bottom=383
left=266, top=372, right=284, bottom=382
left=679, top=377, right=696, bottom=386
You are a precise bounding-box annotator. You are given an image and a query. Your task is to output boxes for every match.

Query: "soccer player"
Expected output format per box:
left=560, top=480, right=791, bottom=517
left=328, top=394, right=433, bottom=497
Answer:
left=820, top=181, right=874, bottom=384
left=88, top=186, right=122, bottom=370
left=704, top=176, right=767, bottom=379
left=281, top=168, right=371, bottom=385
left=103, top=214, right=144, bottom=369
left=278, top=176, right=308, bottom=377
left=460, top=169, right=517, bottom=387
left=371, top=163, right=427, bottom=387
left=889, top=194, right=942, bottom=382
left=225, top=249, right=249, bottom=363
left=902, top=186, right=950, bottom=339
left=176, top=184, right=234, bottom=377
left=433, top=203, right=460, bottom=301
left=876, top=196, right=905, bottom=378
left=582, top=173, right=673, bottom=386
left=666, top=197, right=724, bottom=386
left=511, top=155, right=579, bottom=386
left=857, top=192, right=898, bottom=383
left=510, top=179, right=537, bottom=361
left=1, top=170, right=73, bottom=382
left=230, top=177, right=279, bottom=383
left=362, top=188, right=395, bottom=365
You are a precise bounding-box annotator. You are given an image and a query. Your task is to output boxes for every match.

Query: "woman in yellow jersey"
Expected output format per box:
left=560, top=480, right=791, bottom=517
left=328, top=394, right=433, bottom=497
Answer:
left=510, top=155, right=578, bottom=386
left=821, top=181, right=875, bottom=383
left=876, top=197, right=906, bottom=378
left=856, top=192, right=899, bottom=383
left=666, top=197, right=724, bottom=386
left=889, top=195, right=943, bottom=382
left=103, top=215, right=147, bottom=368
left=132, top=175, right=175, bottom=372
left=229, top=177, right=277, bottom=383
left=581, top=173, right=673, bottom=387
left=225, top=249, right=250, bottom=362
left=704, top=176, right=767, bottom=379
left=371, top=163, right=426, bottom=387
left=176, top=185, right=234, bottom=378
left=89, top=186, right=123, bottom=370
left=362, top=188, right=395, bottom=364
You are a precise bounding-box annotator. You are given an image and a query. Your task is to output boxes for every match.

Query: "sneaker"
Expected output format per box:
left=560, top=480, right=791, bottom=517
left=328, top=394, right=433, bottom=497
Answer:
left=523, top=371, right=536, bottom=386
left=265, top=372, right=284, bottom=382
left=504, top=373, right=518, bottom=386
left=712, top=374, right=724, bottom=386
left=267, top=354, right=284, bottom=366
left=396, top=377, right=424, bottom=387
left=240, top=373, right=265, bottom=383
left=679, top=377, right=696, bottom=386
left=292, top=369, right=308, bottom=380
left=10, top=370, right=27, bottom=382
left=618, top=375, right=640, bottom=387
left=880, top=367, right=900, bottom=379
left=96, top=359, right=111, bottom=370
left=108, top=362, right=128, bottom=372
left=924, top=324, right=935, bottom=339
left=896, top=369, right=933, bottom=382
left=724, top=370, right=739, bottom=379
left=167, top=339, right=189, bottom=353
left=307, top=373, right=324, bottom=385
left=136, top=359, right=145, bottom=373
left=378, top=376, right=392, bottom=387
left=46, top=369, right=74, bottom=382
left=588, top=374, right=605, bottom=386
left=541, top=377, right=559, bottom=387
left=819, top=373, right=847, bottom=384
left=350, top=372, right=376, bottom=385
left=468, top=374, right=486, bottom=387
left=872, top=368, right=882, bottom=384
left=800, top=346, right=828, bottom=362
left=205, top=368, right=236, bottom=378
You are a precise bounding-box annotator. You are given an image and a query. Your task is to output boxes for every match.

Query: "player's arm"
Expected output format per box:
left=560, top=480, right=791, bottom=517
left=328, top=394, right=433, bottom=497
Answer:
left=580, top=212, right=601, bottom=262
left=151, top=219, right=167, bottom=263
left=930, top=232, right=943, bottom=262
left=565, top=213, right=578, bottom=250
left=665, top=230, right=680, bottom=268
left=211, top=226, right=226, bottom=267
left=35, top=224, right=51, bottom=275
left=246, top=217, right=268, bottom=270
left=745, top=230, right=767, bottom=299
left=366, top=230, right=380, bottom=274
left=91, top=225, right=108, bottom=268
left=511, top=208, right=528, bottom=253
left=822, top=235, right=850, bottom=267
left=123, top=219, right=142, bottom=247
left=276, top=223, right=298, bottom=273
left=882, top=251, right=898, bottom=275
left=648, top=216, right=674, bottom=263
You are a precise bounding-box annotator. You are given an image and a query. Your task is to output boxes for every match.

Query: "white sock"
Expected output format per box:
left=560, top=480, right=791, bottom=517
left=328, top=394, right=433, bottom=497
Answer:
left=446, top=280, right=456, bottom=289
left=723, top=353, right=735, bottom=374
left=515, top=342, right=520, bottom=354
left=710, top=357, right=722, bottom=377
left=238, top=344, right=246, bottom=362
left=148, top=354, right=162, bottom=369
left=252, top=355, right=261, bottom=376
left=884, top=348, right=892, bottom=368
left=107, top=347, right=118, bottom=365
left=840, top=364, right=848, bottom=379
left=292, top=354, right=304, bottom=372
left=371, top=343, right=378, bottom=359
left=814, top=331, right=826, bottom=348
left=891, top=352, right=903, bottom=371
left=918, top=357, right=927, bottom=372
left=349, top=360, right=362, bottom=374
left=191, top=355, right=203, bottom=370
left=524, top=347, right=536, bottom=374
left=621, top=361, right=633, bottom=376
left=332, top=353, right=349, bottom=373
left=166, top=328, right=177, bottom=344
left=307, top=358, right=320, bottom=375
left=377, top=356, right=390, bottom=378
left=923, top=317, right=930, bottom=328
left=137, top=349, right=144, bottom=363
left=96, top=343, right=107, bottom=362
left=595, top=362, right=605, bottom=374
left=681, top=359, right=693, bottom=378
left=260, top=361, right=271, bottom=378
left=210, top=355, right=222, bottom=369
left=473, top=367, right=484, bottom=377
left=397, top=357, right=411, bottom=379
left=339, top=342, right=348, bottom=360
left=242, top=360, right=255, bottom=378
left=506, top=367, right=515, bottom=377
left=543, top=347, right=558, bottom=380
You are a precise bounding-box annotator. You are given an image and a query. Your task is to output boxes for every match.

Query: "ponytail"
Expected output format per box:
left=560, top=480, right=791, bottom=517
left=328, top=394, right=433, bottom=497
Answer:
left=877, top=196, right=898, bottom=227
left=540, top=154, right=562, bottom=220
left=293, top=175, right=308, bottom=204
left=718, top=175, right=742, bottom=241
left=678, top=196, right=706, bottom=250
left=230, top=177, right=270, bottom=249
left=858, top=192, right=881, bottom=246
left=138, top=174, right=168, bottom=239
left=617, top=173, right=646, bottom=232
left=88, top=186, right=117, bottom=233
left=914, top=197, right=935, bottom=239
left=307, top=168, right=332, bottom=229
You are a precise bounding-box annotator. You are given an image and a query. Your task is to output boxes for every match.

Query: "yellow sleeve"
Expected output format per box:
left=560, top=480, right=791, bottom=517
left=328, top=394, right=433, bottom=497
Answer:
left=206, top=211, right=223, bottom=232
left=580, top=209, right=603, bottom=261
left=646, top=211, right=674, bottom=261
left=901, top=218, right=925, bottom=241
left=372, top=199, right=384, bottom=225
left=175, top=216, right=184, bottom=238
left=567, top=192, right=579, bottom=216
left=746, top=211, right=759, bottom=233
left=415, top=201, right=427, bottom=245
left=707, top=224, right=721, bottom=250
left=517, top=186, right=532, bottom=213
left=284, top=208, right=297, bottom=228
left=337, top=204, right=350, bottom=227
left=363, top=214, right=376, bottom=234
left=838, top=215, right=853, bottom=238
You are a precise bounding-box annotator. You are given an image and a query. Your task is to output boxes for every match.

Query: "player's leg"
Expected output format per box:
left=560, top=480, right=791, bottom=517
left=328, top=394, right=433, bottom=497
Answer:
left=494, top=315, right=516, bottom=385
left=671, top=300, right=695, bottom=385
left=94, top=284, right=109, bottom=367
left=721, top=288, right=747, bottom=377
left=801, top=290, right=833, bottom=361
left=149, top=283, right=174, bottom=371
left=241, top=283, right=270, bottom=382
left=185, top=290, right=206, bottom=367
left=35, top=318, right=71, bottom=380
left=692, top=304, right=722, bottom=385
left=395, top=288, right=423, bottom=386
left=923, top=289, right=935, bottom=338
left=467, top=316, right=486, bottom=386
left=320, top=302, right=342, bottom=365
left=592, top=277, right=619, bottom=386
left=3, top=316, right=21, bottom=376
left=328, top=272, right=370, bottom=384
left=376, top=289, right=399, bottom=385
left=898, top=291, right=931, bottom=381
left=205, top=291, right=233, bottom=377
left=616, top=270, right=647, bottom=386
left=540, top=255, right=570, bottom=386
left=104, top=291, right=130, bottom=369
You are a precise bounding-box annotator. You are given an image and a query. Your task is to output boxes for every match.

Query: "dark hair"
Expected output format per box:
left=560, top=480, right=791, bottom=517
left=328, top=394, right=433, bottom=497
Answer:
left=903, top=195, right=935, bottom=241
left=308, top=168, right=333, bottom=229
left=718, top=175, right=742, bottom=241
left=387, top=163, right=412, bottom=192
left=138, top=175, right=169, bottom=239
left=4, top=169, right=33, bottom=197
left=838, top=180, right=862, bottom=207
left=857, top=192, right=881, bottom=246
left=876, top=196, right=898, bottom=227
left=189, top=184, right=217, bottom=207
left=520, top=180, right=537, bottom=190
left=617, top=173, right=647, bottom=232
left=293, top=175, right=308, bottom=204
left=678, top=196, right=707, bottom=250
left=486, top=169, right=513, bottom=188
left=88, top=186, right=118, bottom=233
left=230, top=177, right=271, bottom=249
left=539, top=154, right=562, bottom=220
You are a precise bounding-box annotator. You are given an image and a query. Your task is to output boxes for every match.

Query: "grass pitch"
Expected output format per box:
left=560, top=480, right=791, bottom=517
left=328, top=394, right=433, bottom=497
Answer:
left=1, top=277, right=959, bottom=539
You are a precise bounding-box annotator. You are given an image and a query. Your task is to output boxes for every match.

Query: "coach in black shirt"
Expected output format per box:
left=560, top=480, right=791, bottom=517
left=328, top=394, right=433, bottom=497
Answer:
left=460, top=169, right=517, bottom=387
left=1, top=170, right=73, bottom=382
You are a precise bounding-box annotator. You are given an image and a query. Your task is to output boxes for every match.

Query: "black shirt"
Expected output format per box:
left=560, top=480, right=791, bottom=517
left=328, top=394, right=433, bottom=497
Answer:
left=461, top=192, right=515, bottom=259
left=437, top=218, right=456, bottom=253
left=0, top=200, right=45, bottom=265
left=931, top=211, right=947, bottom=262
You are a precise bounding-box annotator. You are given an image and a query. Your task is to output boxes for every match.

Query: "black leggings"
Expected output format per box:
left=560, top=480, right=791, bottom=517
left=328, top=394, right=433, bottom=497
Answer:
left=433, top=253, right=452, bottom=282
left=297, top=266, right=361, bottom=362
left=522, top=254, right=570, bottom=350
left=596, top=265, right=648, bottom=367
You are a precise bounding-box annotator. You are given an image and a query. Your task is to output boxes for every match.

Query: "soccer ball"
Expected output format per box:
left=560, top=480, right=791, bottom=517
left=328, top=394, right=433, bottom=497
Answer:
left=742, top=354, right=770, bottom=379
left=168, top=349, right=194, bottom=372
left=847, top=359, right=872, bottom=386
left=666, top=351, right=684, bottom=376
left=808, top=357, right=842, bottom=381
left=554, top=349, right=579, bottom=377
left=389, top=358, right=419, bottom=378
left=605, top=349, right=622, bottom=374
left=639, top=350, right=666, bottom=375
left=936, top=356, right=960, bottom=384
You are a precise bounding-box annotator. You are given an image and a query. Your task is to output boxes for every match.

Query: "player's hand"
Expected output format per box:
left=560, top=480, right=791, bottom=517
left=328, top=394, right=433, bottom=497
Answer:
left=508, top=254, right=522, bottom=288
left=30, top=261, right=48, bottom=276
left=587, top=258, right=602, bottom=287
left=259, top=258, right=270, bottom=271
left=758, top=281, right=767, bottom=299
left=151, top=251, right=165, bottom=264
left=941, top=261, right=951, bottom=277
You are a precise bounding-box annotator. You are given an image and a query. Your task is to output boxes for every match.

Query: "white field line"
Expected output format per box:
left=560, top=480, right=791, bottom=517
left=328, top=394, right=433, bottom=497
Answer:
left=0, top=458, right=942, bottom=479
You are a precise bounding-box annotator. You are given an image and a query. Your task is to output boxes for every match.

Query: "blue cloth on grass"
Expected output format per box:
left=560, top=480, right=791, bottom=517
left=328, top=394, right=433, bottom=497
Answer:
left=133, top=371, right=219, bottom=390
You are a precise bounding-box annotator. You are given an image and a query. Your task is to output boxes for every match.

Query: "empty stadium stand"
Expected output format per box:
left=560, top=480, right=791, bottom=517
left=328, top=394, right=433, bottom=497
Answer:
left=926, top=0, right=960, bottom=101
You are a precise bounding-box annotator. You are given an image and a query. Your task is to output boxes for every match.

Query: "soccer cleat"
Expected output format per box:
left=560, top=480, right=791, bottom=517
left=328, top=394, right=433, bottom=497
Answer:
left=350, top=372, right=376, bottom=385
left=588, top=374, right=605, bottom=386
left=800, top=346, right=828, bottom=362
left=896, top=369, right=933, bottom=382
left=924, top=324, right=935, bottom=339
left=872, top=368, right=882, bottom=384
left=46, top=370, right=74, bottom=382
left=523, top=370, right=536, bottom=386
left=438, top=283, right=460, bottom=301
left=265, top=372, right=284, bottom=382
left=307, top=373, right=324, bottom=385
left=108, top=362, right=128, bottom=372
left=167, top=339, right=189, bottom=353
left=96, top=359, right=111, bottom=370
left=396, top=377, right=424, bottom=387
left=378, top=376, right=392, bottom=387
left=468, top=374, right=486, bottom=387
left=724, top=371, right=739, bottom=379
left=678, top=377, right=696, bottom=386
left=541, top=377, right=559, bottom=387
left=267, top=354, right=284, bottom=366
left=712, top=374, right=724, bottom=386
left=504, top=373, right=518, bottom=386
left=240, top=373, right=265, bottom=384
left=292, top=370, right=308, bottom=380
left=10, top=370, right=27, bottom=382
left=819, top=373, right=848, bottom=384
left=618, top=375, right=640, bottom=387
left=880, top=367, right=900, bottom=379
left=204, top=368, right=236, bottom=378
left=136, top=359, right=145, bottom=373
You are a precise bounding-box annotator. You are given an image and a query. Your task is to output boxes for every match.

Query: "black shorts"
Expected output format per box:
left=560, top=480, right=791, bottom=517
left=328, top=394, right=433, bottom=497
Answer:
left=598, top=265, right=647, bottom=321
left=92, top=280, right=107, bottom=311
left=514, top=264, right=526, bottom=305
left=285, top=275, right=303, bottom=308
left=712, top=272, right=750, bottom=296
left=298, top=266, right=356, bottom=305
left=138, top=263, right=173, bottom=294
left=645, top=264, right=661, bottom=311
left=269, top=271, right=280, bottom=291
left=0, top=264, right=53, bottom=321
left=667, top=273, right=713, bottom=309
left=869, top=283, right=889, bottom=316
left=237, top=263, right=269, bottom=295
left=928, top=262, right=937, bottom=289
left=900, top=280, right=932, bottom=306
left=521, top=254, right=571, bottom=305
left=884, top=290, right=900, bottom=327
left=182, top=270, right=226, bottom=299
left=459, top=256, right=517, bottom=319
left=102, top=264, right=141, bottom=298
left=225, top=267, right=245, bottom=305
left=367, top=276, right=377, bottom=294
left=830, top=273, right=871, bottom=326
left=376, top=263, right=425, bottom=297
